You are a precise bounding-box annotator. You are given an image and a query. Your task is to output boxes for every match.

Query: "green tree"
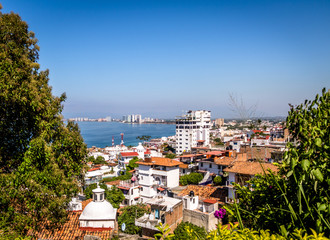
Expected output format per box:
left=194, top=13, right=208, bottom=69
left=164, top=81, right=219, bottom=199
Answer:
left=136, top=135, right=151, bottom=142
left=213, top=176, right=222, bottom=186
left=0, top=7, right=87, bottom=238
left=165, top=153, right=176, bottom=159
left=93, top=155, right=107, bottom=165
left=229, top=88, right=330, bottom=235
left=118, top=204, right=150, bottom=235
left=173, top=222, right=207, bottom=240
left=126, top=156, right=140, bottom=171
left=83, top=183, right=124, bottom=209
left=179, top=173, right=203, bottom=186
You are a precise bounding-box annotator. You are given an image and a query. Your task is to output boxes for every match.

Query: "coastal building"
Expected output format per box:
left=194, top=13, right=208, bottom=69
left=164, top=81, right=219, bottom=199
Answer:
left=176, top=110, right=211, bottom=154
left=136, top=157, right=181, bottom=202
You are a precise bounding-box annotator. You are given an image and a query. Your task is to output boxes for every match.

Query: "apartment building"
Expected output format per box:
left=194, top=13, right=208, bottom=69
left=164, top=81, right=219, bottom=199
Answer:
left=136, top=157, right=181, bottom=202
left=176, top=110, right=211, bottom=154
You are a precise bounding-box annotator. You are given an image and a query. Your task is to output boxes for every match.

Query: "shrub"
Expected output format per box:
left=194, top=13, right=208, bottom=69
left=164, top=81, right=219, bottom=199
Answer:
left=179, top=173, right=203, bottom=186
left=118, top=204, right=150, bottom=235
left=213, top=176, right=222, bottom=186
left=173, top=222, right=207, bottom=240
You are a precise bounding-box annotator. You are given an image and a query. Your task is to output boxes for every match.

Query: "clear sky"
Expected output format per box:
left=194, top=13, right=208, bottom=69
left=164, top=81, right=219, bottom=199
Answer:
left=2, top=0, right=329, bottom=119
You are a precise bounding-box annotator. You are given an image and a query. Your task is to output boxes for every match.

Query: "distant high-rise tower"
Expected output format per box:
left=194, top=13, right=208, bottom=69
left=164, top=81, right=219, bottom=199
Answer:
left=175, top=110, right=211, bottom=154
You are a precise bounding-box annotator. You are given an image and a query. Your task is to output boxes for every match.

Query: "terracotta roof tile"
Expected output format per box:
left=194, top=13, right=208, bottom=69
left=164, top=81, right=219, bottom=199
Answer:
left=137, top=157, right=181, bottom=167
left=120, top=152, right=139, bottom=157
left=214, top=156, right=235, bottom=166
left=178, top=185, right=227, bottom=202
left=28, top=199, right=114, bottom=240
left=179, top=163, right=189, bottom=169
left=224, top=161, right=278, bottom=175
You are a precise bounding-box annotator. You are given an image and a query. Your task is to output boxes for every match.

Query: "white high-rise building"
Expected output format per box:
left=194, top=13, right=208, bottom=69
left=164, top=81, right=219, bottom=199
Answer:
left=175, top=110, right=211, bottom=154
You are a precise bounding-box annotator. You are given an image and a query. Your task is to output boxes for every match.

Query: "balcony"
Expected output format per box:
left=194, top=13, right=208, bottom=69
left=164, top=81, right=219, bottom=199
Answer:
left=119, top=179, right=139, bottom=188
left=152, top=169, right=168, bottom=176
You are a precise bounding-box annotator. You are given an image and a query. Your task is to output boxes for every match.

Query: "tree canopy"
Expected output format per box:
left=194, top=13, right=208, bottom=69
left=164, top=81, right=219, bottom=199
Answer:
left=0, top=7, right=87, bottom=238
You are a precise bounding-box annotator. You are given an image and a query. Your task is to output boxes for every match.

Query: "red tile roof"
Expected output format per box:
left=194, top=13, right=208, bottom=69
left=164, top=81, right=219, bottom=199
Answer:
left=203, top=199, right=217, bottom=204
left=120, top=152, right=139, bottom=157
left=88, top=167, right=100, bottom=172
left=180, top=154, right=204, bottom=158
left=28, top=199, right=114, bottom=240
left=137, top=157, right=181, bottom=167
left=224, top=161, right=278, bottom=175
left=157, top=187, right=165, bottom=191
left=206, top=151, right=225, bottom=156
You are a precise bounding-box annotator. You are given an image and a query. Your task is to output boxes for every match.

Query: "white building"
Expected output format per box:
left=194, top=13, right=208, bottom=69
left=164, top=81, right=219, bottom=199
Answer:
left=79, top=185, right=117, bottom=229
left=176, top=110, right=211, bottom=154
left=137, top=157, right=181, bottom=202
left=116, top=180, right=141, bottom=206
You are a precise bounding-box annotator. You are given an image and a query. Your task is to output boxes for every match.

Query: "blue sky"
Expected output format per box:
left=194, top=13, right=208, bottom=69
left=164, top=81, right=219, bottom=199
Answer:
left=2, top=0, right=329, bottom=119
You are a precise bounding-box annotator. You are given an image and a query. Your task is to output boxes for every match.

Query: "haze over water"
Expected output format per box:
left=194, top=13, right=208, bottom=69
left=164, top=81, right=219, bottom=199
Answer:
left=77, top=122, right=175, bottom=148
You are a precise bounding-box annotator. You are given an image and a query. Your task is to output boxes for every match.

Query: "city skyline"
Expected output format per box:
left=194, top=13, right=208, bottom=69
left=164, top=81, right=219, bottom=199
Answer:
left=2, top=0, right=329, bottom=119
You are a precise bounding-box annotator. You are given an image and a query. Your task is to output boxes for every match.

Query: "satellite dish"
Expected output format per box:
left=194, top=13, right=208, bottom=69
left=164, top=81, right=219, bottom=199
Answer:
left=121, top=223, right=126, bottom=231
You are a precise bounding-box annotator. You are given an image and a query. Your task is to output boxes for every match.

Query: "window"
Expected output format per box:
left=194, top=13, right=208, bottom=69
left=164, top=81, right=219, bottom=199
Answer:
left=218, top=165, right=221, bottom=170
left=201, top=163, right=203, bottom=167
left=183, top=169, right=185, bottom=174
left=100, top=194, right=103, bottom=201
left=209, top=163, right=212, bottom=168
left=193, top=198, right=195, bottom=204
left=131, top=189, right=133, bottom=195
left=141, top=187, right=143, bottom=191
left=94, top=194, right=97, bottom=201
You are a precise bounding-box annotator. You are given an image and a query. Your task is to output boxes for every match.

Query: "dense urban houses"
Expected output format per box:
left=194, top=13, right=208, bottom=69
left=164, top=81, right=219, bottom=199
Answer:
left=116, top=179, right=141, bottom=206
left=136, top=157, right=181, bottom=202
left=176, top=110, right=211, bottom=154
left=223, top=161, right=278, bottom=203
left=135, top=196, right=183, bottom=237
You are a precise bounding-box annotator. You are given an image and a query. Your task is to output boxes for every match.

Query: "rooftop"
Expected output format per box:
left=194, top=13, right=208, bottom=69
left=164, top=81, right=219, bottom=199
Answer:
left=137, top=157, right=181, bottom=167
left=120, top=152, right=139, bottom=157
left=178, top=185, right=227, bottom=203
left=224, top=161, right=278, bottom=175
left=28, top=199, right=113, bottom=240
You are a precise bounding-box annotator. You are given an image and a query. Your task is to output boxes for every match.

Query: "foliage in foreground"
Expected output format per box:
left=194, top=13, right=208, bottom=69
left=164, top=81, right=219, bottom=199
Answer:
left=155, top=223, right=329, bottom=240
left=173, top=222, right=207, bottom=240
left=228, top=88, right=330, bottom=235
left=83, top=183, right=124, bottom=208
left=0, top=7, right=87, bottom=238
left=179, top=172, right=203, bottom=185
left=118, top=204, right=150, bottom=235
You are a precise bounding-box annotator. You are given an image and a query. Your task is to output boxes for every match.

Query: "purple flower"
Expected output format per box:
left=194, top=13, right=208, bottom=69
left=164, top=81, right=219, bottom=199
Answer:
left=214, top=209, right=226, bottom=219
left=269, top=185, right=273, bottom=189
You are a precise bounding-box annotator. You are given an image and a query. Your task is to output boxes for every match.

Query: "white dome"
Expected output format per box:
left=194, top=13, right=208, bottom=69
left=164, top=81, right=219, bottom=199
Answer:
left=79, top=200, right=117, bottom=220
left=136, top=142, right=145, bottom=151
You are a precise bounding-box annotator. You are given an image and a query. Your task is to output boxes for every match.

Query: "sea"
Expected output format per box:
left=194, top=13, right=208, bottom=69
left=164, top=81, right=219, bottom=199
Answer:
left=76, top=122, right=176, bottom=148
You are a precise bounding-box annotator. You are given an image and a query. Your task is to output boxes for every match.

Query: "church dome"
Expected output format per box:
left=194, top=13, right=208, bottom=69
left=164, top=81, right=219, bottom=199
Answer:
left=136, top=142, right=145, bottom=152
left=79, top=185, right=117, bottom=221
left=79, top=200, right=116, bottom=220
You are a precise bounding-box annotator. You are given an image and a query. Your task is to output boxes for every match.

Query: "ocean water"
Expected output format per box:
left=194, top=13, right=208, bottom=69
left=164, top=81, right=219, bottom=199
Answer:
left=76, top=122, right=176, bottom=148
